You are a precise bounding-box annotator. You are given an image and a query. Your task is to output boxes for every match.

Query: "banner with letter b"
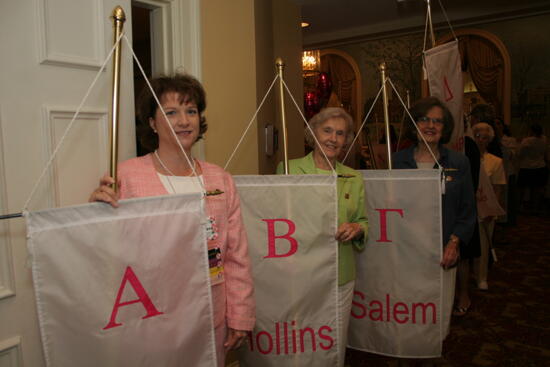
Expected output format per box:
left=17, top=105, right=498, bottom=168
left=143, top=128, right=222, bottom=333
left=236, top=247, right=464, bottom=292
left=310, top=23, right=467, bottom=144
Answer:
left=235, top=175, right=339, bottom=367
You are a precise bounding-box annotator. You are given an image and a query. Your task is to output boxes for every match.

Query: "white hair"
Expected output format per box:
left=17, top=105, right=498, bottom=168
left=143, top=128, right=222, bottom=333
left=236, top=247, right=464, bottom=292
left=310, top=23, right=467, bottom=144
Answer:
left=472, top=122, right=495, bottom=142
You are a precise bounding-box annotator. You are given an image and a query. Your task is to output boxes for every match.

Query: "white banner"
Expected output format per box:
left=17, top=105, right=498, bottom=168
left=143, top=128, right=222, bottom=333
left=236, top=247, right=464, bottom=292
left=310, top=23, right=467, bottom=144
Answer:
left=235, top=175, right=339, bottom=367
left=26, top=194, right=217, bottom=367
left=424, top=40, right=464, bottom=152
left=349, top=169, right=455, bottom=358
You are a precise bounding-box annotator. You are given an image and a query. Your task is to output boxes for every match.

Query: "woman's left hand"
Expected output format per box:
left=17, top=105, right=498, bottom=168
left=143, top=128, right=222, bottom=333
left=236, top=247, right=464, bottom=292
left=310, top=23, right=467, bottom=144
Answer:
left=224, top=328, right=248, bottom=351
left=336, top=222, right=363, bottom=242
left=440, top=240, right=459, bottom=269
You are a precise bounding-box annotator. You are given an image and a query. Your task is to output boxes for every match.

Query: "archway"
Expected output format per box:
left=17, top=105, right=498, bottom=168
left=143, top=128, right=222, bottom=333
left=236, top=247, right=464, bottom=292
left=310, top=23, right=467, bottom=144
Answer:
left=319, top=49, right=363, bottom=129
left=439, top=29, right=512, bottom=124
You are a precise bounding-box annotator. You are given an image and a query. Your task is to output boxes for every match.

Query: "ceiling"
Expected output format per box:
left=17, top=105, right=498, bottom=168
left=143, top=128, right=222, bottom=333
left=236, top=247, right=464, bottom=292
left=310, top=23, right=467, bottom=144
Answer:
left=295, top=0, right=550, bottom=48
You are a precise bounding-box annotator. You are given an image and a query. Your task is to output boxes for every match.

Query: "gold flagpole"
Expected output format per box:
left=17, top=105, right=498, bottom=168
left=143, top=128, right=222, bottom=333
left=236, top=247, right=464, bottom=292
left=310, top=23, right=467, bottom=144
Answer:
left=109, top=6, right=126, bottom=192
left=0, top=6, right=126, bottom=220
left=380, top=63, right=392, bottom=170
left=276, top=58, right=289, bottom=174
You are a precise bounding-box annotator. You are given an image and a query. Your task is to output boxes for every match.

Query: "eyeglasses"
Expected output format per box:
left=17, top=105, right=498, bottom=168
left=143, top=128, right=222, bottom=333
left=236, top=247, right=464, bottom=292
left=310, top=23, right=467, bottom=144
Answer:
left=417, top=116, right=444, bottom=125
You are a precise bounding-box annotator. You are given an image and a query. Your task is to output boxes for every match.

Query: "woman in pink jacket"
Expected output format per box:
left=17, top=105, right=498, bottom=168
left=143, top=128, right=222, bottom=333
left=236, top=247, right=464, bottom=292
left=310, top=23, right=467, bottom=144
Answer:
left=90, top=74, right=255, bottom=366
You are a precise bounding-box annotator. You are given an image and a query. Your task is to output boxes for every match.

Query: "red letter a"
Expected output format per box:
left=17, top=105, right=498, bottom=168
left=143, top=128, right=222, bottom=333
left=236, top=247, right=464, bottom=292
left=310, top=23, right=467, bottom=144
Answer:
left=263, top=218, right=298, bottom=258
left=103, top=266, right=164, bottom=330
left=443, top=76, right=454, bottom=101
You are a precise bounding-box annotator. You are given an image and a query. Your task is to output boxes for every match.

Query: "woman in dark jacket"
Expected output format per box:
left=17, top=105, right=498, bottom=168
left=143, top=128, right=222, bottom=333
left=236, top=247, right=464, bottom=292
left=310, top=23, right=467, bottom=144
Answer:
left=392, top=97, right=477, bottom=293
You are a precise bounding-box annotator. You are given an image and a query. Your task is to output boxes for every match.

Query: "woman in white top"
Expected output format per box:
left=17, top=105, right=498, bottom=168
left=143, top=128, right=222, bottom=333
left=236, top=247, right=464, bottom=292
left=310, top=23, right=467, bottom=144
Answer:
left=472, top=123, right=506, bottom=290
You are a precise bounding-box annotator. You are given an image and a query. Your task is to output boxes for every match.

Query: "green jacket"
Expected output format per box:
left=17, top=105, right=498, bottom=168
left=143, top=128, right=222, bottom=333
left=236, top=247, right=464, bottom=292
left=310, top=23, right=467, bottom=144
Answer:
left=277, top=152, right=368, bottom=285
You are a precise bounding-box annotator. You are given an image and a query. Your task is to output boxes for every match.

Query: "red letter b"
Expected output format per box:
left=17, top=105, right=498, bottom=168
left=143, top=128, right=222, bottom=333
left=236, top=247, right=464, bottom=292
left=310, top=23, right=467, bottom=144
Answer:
left=263, top=219, right=298, bottom=258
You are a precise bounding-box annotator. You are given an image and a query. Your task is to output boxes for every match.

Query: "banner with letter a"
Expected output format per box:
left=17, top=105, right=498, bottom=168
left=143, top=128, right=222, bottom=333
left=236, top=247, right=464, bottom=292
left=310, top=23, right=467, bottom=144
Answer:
left=26, top=194, right=217, bottom=367
left=235, top=175, right=339, bottom=367
left=349, top=169, right=455, bottom=358
left=424, top=40, right=464, bottom=152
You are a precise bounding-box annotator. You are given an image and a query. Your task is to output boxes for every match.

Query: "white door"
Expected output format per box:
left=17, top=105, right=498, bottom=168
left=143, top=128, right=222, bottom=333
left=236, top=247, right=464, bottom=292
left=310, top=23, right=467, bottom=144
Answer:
left=0, top=1, right=135, bottom=366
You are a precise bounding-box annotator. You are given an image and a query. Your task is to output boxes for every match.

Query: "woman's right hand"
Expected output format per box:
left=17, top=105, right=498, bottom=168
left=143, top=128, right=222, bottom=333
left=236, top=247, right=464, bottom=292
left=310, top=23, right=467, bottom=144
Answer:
left=88, top=174, right=120, bottom=207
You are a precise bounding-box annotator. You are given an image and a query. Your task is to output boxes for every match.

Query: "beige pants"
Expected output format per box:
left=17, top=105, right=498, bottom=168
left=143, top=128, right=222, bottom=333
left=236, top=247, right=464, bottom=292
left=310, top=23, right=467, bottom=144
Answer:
left=338, top=280, right=355, bottom=367
left=475, top=219, right=495, bottom=283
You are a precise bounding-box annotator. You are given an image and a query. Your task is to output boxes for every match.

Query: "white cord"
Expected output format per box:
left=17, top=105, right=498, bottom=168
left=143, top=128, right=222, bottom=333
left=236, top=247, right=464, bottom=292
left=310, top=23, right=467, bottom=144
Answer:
left=223, top=74, right=279, bottom=170
left=386, top=78, right=443, bottom=170
left=342, top=83, right=385, bottom=163
left=423, top=5, right=430, bottom=52
left=22, top=31, right=124, bottom=211
left=281, top=79, right=337, bottom=176
left=437, top=0, right=458, bottom=41
left=123, top=35, right=205, bottom=193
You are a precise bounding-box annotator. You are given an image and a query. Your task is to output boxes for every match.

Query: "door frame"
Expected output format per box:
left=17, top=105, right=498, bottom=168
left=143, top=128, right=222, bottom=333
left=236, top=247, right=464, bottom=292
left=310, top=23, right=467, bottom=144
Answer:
left=131, top=0, right=204, bottom=158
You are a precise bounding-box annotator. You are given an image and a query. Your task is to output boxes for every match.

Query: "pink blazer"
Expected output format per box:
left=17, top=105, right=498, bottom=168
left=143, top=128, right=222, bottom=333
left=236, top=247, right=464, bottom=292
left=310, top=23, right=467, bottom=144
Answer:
left=117, top=154, right=255, bottom=331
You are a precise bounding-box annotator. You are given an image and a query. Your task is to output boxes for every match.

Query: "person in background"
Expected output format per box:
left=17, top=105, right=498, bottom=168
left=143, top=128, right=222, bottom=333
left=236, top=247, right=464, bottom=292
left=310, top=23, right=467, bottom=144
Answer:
left=494, top=117, right=519, bottom=225
left=277, top=107, right=368, bottom=367
left=453, top=120, right=482, bottom=316
left=89, top=74, right=255, bottom=366
left=472, top=123, right=506, bottom=291
left=469, top=104, right=503, bottom=158
left=517, top=123, right=548, bottom=214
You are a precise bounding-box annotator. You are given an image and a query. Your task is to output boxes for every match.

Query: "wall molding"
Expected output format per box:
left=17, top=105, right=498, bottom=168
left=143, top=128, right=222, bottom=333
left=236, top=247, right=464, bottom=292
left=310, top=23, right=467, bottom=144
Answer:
left=304, top=7, right=550, bottom=49
left=0, top=336, right=23, bottom=367
left=37, top=0, right=105, bottom=70
left=42, top=106, right=108, bottom=207
left=0, top=106, right=16, bottom=300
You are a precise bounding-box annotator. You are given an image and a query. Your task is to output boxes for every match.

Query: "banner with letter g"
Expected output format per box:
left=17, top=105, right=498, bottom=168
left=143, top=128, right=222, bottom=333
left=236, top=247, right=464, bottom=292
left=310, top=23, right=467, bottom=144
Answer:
left=349, top=169, right=455, bottom=358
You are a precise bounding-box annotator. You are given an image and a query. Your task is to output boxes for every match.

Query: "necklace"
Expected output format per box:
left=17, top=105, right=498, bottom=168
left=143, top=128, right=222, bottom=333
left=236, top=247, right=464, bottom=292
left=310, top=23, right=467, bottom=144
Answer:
left=414, top=146, right=439, bottom=162
left=154, top=150, right=196, bottom=177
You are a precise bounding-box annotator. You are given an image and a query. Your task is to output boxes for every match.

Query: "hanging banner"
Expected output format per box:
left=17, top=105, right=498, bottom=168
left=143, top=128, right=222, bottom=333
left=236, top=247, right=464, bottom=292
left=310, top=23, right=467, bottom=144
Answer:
left=26, top=194, right=217, bottom=367
left=424, top=40, right=464, bottom=152
left=349, top=169, right=454, bottom=358
left=235, top=175, right=339, bottom=367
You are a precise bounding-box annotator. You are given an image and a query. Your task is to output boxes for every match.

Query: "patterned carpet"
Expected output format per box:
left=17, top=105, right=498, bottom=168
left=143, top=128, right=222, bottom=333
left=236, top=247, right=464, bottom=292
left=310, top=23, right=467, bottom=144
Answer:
left=346, top=213, right=550, bottom=366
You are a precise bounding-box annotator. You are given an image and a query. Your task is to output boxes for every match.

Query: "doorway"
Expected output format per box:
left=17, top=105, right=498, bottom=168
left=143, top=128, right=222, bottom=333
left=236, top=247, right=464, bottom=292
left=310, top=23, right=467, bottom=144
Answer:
left=131, top=3, right=154, bottom=156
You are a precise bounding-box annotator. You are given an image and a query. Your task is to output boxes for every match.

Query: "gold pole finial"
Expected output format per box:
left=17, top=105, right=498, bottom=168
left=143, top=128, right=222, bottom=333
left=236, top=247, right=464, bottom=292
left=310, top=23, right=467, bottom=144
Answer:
left=379, top=63, right=392, bottom=170
left=276, top=57, right=289, bottom=174
left=112, top=6, right=126, bottom=22
left=109, top=6, right=126, bottom=192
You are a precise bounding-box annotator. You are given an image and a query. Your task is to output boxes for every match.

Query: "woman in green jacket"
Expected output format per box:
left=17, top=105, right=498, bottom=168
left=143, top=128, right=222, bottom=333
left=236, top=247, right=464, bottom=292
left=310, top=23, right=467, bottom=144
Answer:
left=277, top=107, right=368, bottom=367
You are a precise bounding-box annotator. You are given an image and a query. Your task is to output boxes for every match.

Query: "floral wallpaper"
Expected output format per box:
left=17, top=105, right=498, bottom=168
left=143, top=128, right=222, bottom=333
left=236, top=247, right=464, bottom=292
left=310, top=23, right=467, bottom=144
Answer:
left=332, top=12, right=550, bottom=133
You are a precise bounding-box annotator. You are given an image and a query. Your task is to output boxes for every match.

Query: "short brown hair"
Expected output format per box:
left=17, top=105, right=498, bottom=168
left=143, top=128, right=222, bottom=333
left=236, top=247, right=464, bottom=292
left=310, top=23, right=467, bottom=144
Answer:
left=137, top=74, right=208, bottom=151
left=404, top=97, right=454, bottom=145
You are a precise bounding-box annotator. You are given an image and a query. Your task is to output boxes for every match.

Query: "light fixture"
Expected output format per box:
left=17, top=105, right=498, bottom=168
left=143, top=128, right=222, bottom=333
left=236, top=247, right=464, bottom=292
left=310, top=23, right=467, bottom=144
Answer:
left=463, top=71, right=478, bottom=93
left=302, top=50, right=320, bottom=76
left=301, top=21, right=310, bottom=28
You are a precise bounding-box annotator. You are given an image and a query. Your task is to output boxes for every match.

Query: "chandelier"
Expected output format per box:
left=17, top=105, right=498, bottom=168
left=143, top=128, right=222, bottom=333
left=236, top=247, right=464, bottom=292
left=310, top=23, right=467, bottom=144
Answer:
left=302, top=50, right=320, bottom=77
